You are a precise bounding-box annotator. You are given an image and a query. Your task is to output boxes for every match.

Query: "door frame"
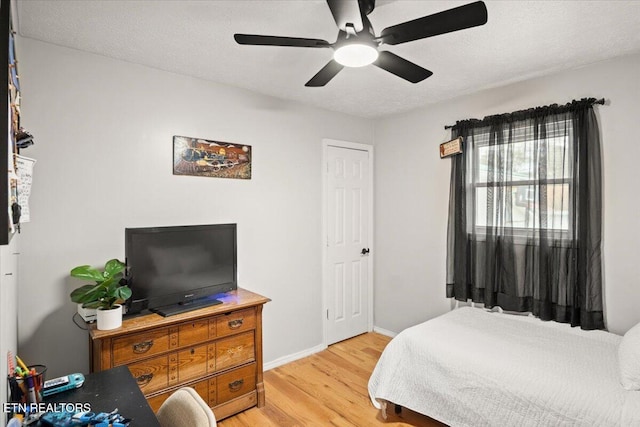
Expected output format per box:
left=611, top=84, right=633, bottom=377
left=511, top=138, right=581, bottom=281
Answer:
left=321, top=138, right=374, bottom=347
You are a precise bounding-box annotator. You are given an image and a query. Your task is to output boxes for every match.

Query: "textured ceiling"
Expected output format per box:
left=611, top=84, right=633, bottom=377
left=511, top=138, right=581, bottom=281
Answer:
left=15, top=0, right=640, bottom=118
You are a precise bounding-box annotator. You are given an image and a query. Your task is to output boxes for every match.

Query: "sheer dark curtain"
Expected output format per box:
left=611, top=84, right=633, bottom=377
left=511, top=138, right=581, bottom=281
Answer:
left=446, top=98, right=604, bottom=330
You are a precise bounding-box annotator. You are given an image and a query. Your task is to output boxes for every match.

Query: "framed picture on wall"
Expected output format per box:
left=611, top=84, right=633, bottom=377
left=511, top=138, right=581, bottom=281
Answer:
left=172, top=135, right=252, bottom=180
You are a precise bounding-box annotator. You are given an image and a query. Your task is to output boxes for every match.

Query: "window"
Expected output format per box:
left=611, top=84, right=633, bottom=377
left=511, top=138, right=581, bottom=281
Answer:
left=468, top=120, right=573, bottom=235
left=446, top=98, right=604, bottom=329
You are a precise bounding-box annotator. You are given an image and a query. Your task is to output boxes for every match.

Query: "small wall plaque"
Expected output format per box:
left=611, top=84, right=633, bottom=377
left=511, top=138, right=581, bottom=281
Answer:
left=440, top=137, right=463, bottom=158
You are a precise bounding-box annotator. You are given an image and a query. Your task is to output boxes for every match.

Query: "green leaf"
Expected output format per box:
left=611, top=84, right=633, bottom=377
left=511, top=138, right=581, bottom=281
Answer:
left=114, top=286, right=132, bottom=302
left=70, top=284, right=103, bottom=303
left=82, top=300, right=103, bottom=309
left=104, top=259, right=125, bottom=279
left=101, top=276, right=116, bottom=291
left=70, top=265, right=104, bottom=282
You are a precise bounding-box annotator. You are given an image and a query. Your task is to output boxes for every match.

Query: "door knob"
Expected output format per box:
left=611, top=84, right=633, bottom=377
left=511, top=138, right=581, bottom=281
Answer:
left=361, top=248, right=370, bottom=255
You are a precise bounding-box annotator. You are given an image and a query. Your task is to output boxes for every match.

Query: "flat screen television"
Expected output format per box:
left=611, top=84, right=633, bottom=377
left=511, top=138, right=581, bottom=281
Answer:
left=125, top=224, right=237, bottom=316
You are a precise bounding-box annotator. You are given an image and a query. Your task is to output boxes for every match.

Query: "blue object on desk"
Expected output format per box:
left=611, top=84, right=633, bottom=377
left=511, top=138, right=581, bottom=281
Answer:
left=39, top=412, right=85, bottom=427
left=39, top=410, right=129, bottom=427
left=7, top=418, right=22, bottom=427
left=42, top=374, right=85, bottom=397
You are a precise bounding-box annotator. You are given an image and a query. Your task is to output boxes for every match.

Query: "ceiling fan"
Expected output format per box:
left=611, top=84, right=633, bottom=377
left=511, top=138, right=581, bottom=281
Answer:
left=234, top=0, right=488, bottom=87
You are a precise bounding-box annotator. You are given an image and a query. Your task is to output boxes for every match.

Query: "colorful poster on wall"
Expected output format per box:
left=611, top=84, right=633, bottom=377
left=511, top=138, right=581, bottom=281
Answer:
left=172, top=135, right=252, bottom=180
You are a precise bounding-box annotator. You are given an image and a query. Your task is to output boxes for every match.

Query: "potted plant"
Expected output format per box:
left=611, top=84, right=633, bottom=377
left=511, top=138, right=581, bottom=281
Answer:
left=69, top=259, right=132, bottom=330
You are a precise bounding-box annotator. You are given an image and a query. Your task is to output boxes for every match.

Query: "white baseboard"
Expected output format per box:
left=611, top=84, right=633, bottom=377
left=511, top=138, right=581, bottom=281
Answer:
left=264, top=342, right=327, bottom=371
left=264, top=329, right=397, bottom=371
left=373, top=326, right=397, bottom=338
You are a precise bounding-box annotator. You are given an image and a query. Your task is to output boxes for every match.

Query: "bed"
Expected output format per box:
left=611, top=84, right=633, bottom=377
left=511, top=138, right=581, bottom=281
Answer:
left=368, top=307, right=640, bottom=426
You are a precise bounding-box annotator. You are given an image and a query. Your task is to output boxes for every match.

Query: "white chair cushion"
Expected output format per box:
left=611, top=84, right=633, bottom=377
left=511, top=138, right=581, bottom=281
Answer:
left=156, top=387, right=217, bottom=427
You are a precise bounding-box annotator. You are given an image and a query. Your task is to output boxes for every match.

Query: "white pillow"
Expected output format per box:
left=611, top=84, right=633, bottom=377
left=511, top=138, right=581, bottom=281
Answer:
left=619, top=321, right=640, bottom=390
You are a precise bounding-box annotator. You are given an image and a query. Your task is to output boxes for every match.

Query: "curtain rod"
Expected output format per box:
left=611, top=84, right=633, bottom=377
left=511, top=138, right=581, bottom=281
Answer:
left=443, top=98, right=606, bottom=130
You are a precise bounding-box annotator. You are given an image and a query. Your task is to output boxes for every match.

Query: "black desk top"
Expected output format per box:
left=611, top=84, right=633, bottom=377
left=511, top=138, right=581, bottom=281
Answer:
left=42, top=366, right=160, bottom=426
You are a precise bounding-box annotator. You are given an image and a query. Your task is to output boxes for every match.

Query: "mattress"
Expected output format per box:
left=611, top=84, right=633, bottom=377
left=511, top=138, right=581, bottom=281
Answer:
left=368, top=307, right=640, bottom=426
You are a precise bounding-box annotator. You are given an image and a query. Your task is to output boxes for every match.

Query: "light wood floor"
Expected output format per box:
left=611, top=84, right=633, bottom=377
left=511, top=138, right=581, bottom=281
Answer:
left=218, top=332, right=445, bottom=427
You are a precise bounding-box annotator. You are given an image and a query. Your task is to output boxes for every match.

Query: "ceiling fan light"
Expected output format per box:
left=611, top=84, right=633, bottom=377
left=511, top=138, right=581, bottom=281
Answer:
left=334, top=44, right=379, bottom=67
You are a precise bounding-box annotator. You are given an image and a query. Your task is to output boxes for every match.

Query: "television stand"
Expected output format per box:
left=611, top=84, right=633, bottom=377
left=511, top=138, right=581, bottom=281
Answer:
left=151, top=297, right=222, bottom=317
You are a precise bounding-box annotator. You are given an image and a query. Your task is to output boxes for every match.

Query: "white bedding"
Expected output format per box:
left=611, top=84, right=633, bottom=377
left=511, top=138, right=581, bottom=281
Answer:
left=368, top=307, right=640, bottom=426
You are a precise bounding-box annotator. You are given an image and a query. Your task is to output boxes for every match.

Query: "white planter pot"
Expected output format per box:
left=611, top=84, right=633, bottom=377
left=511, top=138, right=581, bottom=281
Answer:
left=96, top=305, right=122, bottom=330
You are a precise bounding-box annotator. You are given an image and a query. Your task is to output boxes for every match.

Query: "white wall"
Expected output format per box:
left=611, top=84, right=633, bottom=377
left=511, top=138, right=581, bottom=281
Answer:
left=373, top=53, right=640, bottom=335
left=16, top=37, right=373, bottom=378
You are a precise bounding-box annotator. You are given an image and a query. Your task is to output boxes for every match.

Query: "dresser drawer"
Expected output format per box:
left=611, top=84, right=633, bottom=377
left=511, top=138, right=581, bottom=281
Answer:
left=178, top=320, right=210, bottom=347
left=217, top=363, right=256, bottom=404
left=128, top=355, right=169, bottom=394
left=177, top=343, right=209, bottom=382
left=113, top=328, right=170, bottom=365
left=147, top=376, right=215, bottom=413
left=215, top=308, right=256, bottom=338
left=216, top=331, right=255, bottom=371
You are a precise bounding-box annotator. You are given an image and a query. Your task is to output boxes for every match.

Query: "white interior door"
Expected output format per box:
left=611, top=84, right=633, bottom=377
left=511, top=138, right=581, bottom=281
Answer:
left=325, top=143, right=372, bottom=345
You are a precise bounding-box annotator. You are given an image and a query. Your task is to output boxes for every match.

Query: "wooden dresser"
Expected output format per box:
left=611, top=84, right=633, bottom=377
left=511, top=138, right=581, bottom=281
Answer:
left=89, top=288, right=270, bottom=420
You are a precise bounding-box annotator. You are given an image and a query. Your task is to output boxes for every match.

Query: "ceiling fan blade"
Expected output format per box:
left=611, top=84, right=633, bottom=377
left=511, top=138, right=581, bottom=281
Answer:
left=373, top=51, right=433, bottom=83
left=234, top=34, right=331, bottom=48
left=326, top=0, right=364, bottom=33
left=379, top=1, right=488, bottom=46
left=305, top=60, right=344, bottom=87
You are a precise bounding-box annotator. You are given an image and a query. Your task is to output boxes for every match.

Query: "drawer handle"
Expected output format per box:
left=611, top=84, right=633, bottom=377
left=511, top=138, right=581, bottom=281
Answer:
left=228, top=379, right=244, bottom=392
left=136, top=373, right=154, bottom=386
left=228, top=319, right=244, bottom=329
left=132, top=340, right=154, bottom=354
